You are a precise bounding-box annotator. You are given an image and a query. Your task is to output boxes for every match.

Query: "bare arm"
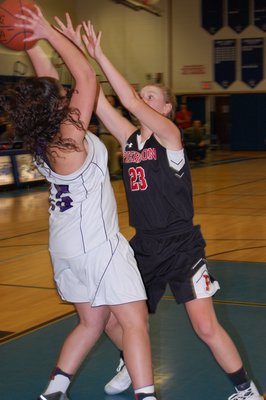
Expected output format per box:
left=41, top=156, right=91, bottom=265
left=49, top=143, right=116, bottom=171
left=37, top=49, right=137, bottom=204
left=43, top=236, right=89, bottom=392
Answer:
left=53, top=13, right=135, bottom=146
left=19, top=7, right=96, bottom=134
left=95, top=86, right=136, bottom=147
left=82, top=21, right=182, bottom=150
left=17, top=6, right=96, bottom=174
left=26, top=44, right=59, bottom=79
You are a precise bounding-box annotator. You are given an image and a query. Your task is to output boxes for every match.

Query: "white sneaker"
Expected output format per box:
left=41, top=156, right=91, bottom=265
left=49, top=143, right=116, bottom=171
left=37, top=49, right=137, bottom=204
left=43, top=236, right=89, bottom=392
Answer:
left=39, top=393, right=69, bottom=400
left=228, top=381, right=263, bottom=400
left=104, top=358, right=132, bottom=395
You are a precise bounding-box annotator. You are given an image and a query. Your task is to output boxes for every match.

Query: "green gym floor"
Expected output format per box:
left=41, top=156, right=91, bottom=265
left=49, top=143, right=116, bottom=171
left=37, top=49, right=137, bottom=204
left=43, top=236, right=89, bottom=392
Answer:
left=0, top=260, right=266, bottom=400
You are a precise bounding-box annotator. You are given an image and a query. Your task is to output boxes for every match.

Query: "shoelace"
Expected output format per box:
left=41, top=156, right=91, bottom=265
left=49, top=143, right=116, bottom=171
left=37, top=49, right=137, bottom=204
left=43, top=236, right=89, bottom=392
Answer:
left=228, top=386, right=252, bottom=400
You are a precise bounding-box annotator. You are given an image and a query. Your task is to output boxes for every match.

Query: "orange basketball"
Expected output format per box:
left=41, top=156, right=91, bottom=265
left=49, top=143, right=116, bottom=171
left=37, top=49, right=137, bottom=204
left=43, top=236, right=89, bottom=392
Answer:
left=0, top=0, right=37, bottom=51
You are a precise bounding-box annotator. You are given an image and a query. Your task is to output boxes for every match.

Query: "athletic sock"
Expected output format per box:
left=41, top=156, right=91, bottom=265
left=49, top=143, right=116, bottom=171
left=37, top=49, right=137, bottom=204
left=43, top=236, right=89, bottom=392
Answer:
left=44, top=367, right=73, bottom=395
left=227, top=366, right=251, bottom=391
left=134, top=385, right=156, bottom=400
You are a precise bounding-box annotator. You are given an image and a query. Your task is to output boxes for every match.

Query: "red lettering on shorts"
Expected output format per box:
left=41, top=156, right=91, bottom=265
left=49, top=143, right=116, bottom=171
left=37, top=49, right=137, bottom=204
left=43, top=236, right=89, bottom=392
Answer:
left=203, top=274, right=211, bottom=291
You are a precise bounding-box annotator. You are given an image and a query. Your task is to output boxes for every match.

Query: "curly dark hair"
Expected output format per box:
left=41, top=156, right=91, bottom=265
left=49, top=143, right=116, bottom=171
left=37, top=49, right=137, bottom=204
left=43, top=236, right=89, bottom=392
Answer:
left=0, top=77, right=84, bottom=164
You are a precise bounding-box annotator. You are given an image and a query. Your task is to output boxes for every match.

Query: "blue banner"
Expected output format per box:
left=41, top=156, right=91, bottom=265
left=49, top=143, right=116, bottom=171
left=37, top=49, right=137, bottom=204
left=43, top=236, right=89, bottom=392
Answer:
left=202, top=0, right=223, bottom=34
left=214, top=40, right=236, bottom=89
left=254, top=0, right=266, bottom=31
left=241, top=38, right=264, bottom=88
left=227, top=0, right=249, bottom=33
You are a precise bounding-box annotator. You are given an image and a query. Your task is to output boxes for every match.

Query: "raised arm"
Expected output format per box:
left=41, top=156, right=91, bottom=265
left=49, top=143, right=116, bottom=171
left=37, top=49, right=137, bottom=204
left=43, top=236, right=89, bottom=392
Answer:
left=54, top=12, right=86, bottom=53
left=53, top=13, right=135, bottom=147
left=26, top=44, right=59, bottom=79
left=82, top=21, right=181, bottom=150
left=18, top=6, right=96, bottom=137
left=95, top=86, right=135, bottom=147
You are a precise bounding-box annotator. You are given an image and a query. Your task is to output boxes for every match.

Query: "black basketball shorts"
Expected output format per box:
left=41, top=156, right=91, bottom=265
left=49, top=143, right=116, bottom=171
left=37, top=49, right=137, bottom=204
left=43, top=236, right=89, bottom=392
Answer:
left=130, top=225, right=220, bottom=313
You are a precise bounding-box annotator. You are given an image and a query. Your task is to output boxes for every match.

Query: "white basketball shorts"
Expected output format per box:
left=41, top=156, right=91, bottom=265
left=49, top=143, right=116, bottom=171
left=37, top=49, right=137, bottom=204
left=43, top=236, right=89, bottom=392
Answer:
left=50, top=232, right=147, bottom=306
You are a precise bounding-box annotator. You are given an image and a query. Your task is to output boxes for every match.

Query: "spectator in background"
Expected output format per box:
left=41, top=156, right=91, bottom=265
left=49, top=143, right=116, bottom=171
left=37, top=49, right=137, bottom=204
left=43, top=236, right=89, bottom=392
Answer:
left=175, top=103, right=192, bottom=130
left=183, top=120, right=207, bottom=161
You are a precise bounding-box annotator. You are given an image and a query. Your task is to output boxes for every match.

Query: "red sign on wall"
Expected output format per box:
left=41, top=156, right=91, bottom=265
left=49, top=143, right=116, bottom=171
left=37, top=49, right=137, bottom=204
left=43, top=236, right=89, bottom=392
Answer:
left=181, top=65, right=206, bottom=75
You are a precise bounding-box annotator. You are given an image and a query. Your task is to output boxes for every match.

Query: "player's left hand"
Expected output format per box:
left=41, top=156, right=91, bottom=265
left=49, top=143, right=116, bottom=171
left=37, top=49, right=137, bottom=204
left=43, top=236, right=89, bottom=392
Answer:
left=54, top=12, right=85, bottom=52
left=82, top=20, right=103, bottom=61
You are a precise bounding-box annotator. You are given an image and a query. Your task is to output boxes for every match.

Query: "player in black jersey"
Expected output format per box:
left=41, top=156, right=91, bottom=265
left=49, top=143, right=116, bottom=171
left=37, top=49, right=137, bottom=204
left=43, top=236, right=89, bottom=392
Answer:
left=56, top=18, right=262, bottom=400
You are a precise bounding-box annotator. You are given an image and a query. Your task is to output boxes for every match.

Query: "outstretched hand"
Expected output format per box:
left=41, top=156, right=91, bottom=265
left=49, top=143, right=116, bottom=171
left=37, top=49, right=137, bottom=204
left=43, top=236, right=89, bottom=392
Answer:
left=15, top=5, right=52, bottom=42
left=54, top=12, right=85, bottom=51
left=82, top=21, right=103, bottom=61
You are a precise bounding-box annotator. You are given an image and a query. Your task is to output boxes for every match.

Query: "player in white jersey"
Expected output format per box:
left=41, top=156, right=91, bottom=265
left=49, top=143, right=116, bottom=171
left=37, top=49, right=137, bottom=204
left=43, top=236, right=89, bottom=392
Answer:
left=0, top=6, right=158, bottom=400
left=38, top=132, right=146, bottom=306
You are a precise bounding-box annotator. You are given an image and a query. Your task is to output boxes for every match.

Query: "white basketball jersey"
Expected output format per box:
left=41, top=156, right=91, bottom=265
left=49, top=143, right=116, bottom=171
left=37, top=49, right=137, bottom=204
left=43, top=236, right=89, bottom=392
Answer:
left=37, top=132, right=119, bottom=258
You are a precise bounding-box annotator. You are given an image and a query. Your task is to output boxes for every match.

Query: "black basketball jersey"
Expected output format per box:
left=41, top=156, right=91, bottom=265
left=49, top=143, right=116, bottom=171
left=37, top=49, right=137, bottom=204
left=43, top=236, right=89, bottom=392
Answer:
left=122, top=130, right=195, bottom=233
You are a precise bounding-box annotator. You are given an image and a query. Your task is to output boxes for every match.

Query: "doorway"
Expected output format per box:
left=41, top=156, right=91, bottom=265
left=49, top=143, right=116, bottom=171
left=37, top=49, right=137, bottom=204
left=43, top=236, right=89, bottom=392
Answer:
left=214, top=96, right=230, bottom=149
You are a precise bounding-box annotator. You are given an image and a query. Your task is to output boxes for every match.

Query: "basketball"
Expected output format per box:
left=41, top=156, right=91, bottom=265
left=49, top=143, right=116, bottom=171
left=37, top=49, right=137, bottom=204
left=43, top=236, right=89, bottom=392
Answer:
left=0, top=0, right=37, bottom=51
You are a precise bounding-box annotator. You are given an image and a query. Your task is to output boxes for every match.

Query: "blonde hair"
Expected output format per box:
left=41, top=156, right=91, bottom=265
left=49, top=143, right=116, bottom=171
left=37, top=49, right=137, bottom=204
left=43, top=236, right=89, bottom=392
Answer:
left=145, top=83, right=176, bottom=121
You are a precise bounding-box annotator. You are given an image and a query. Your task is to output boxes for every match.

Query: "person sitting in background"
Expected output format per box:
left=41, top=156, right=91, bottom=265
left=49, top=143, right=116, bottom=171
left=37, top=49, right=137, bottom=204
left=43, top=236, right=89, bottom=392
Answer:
left=175, top=102, right=192, bottom=130
left=183, top=119, right=207, bottom=161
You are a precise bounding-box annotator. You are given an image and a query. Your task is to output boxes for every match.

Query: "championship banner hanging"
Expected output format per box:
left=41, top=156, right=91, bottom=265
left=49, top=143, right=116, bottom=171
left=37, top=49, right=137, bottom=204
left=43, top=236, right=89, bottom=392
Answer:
left=227, top=0, right=249, bottom=33
left=201, top=0, right=223, bottom=34
left=214, top=39, right=236, bottom=89
left=254, top=0, right=266, bottom=31
left=241, top=38, right=264, bottom=88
